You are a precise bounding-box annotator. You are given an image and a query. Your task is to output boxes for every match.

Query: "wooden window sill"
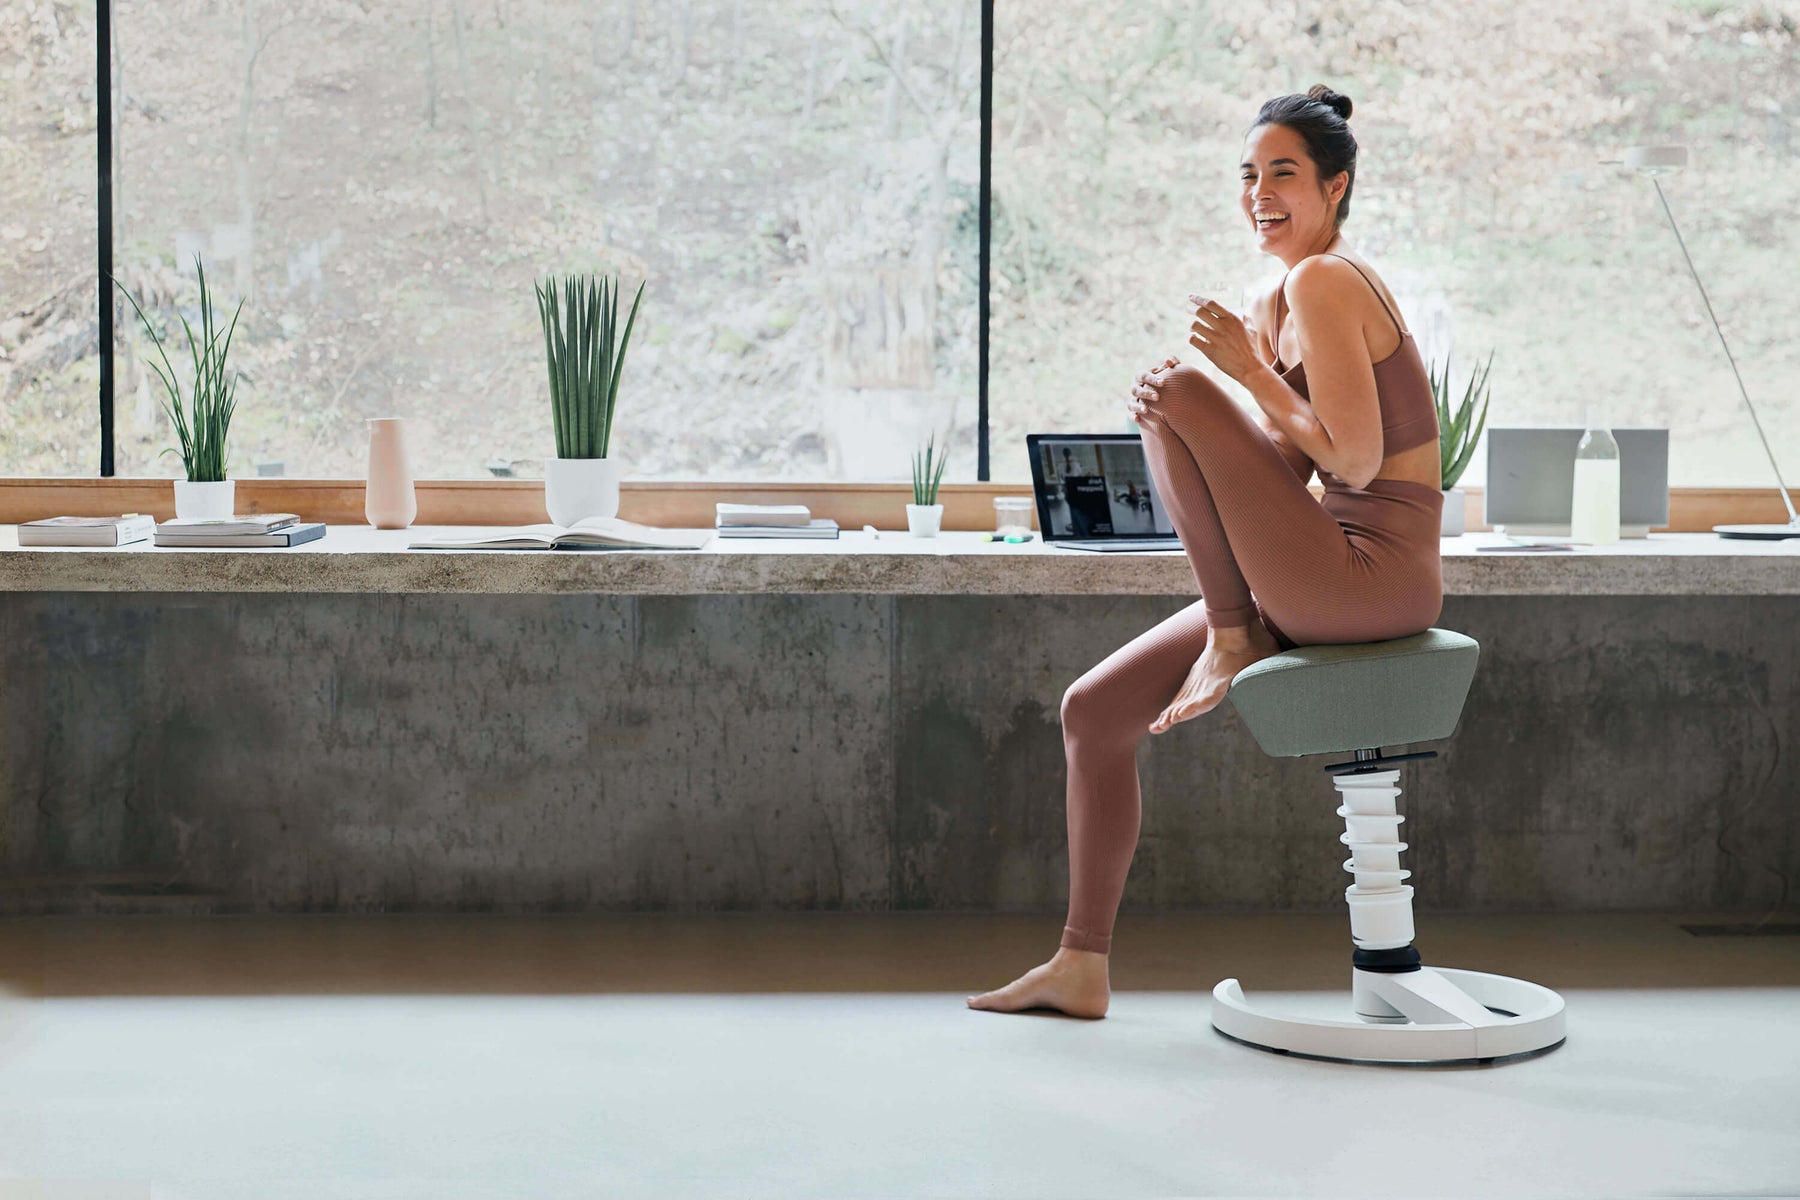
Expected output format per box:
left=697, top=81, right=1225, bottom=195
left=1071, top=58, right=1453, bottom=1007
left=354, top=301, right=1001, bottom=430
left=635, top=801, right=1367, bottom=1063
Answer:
left=0, top=478, right=1789, bottom=534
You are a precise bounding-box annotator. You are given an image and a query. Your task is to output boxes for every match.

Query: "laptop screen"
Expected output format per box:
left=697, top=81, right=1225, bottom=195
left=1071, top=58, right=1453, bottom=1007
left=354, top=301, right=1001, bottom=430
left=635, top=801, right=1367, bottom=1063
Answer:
left=1027, top=435, right=1176, bottom=540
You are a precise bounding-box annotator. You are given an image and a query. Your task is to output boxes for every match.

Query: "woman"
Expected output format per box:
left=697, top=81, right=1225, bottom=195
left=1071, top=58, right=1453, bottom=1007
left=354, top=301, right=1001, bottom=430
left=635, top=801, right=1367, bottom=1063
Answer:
left=969, top=85, right=1444, bottom=1019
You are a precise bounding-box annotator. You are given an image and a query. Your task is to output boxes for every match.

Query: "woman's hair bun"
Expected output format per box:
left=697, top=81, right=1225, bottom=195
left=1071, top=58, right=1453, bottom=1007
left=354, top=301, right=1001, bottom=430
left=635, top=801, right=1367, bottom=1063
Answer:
left=1306, top=84, right=1353, bottom=121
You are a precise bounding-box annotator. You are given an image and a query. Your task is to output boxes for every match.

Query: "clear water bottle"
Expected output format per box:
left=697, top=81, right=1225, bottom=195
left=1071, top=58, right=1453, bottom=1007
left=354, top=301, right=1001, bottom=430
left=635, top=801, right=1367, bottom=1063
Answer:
left=1570, top=404, right=1620, bottom=546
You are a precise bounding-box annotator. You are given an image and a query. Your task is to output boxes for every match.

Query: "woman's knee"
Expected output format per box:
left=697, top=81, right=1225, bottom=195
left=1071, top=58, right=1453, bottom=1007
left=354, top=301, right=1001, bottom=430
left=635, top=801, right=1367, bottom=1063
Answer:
left=1156, top=363, right=1231, bottom=409
left=1061, top=674, right=1142, bottom=748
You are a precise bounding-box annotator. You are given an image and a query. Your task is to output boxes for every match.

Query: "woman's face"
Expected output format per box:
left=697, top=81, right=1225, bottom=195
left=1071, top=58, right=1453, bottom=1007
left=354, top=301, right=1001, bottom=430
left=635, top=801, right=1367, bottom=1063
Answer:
left=1239, top=122, right=1346, bottom=254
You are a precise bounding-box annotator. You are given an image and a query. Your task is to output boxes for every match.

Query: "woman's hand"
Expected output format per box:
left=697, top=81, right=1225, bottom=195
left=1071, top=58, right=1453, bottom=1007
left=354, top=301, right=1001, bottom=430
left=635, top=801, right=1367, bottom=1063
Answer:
left=1186, top=294, right=1261, bottom=383
left=1127, top=355, right=1181, bottom=423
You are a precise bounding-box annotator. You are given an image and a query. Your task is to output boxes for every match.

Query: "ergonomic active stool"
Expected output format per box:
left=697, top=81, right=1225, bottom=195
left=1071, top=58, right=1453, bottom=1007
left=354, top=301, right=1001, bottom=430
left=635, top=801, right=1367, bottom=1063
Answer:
left=1212, top=629, right=1566, bottom=1065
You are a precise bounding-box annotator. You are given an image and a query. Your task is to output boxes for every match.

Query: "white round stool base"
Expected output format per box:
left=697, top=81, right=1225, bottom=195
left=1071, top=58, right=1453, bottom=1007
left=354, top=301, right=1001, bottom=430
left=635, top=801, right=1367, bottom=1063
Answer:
left=1211, top=966, right=1566, bottom=1065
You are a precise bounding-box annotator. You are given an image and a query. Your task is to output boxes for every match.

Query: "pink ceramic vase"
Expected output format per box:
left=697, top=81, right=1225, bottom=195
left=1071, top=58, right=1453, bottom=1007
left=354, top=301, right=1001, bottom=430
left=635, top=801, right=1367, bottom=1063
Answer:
left=364, top=417, right=417, bottom=529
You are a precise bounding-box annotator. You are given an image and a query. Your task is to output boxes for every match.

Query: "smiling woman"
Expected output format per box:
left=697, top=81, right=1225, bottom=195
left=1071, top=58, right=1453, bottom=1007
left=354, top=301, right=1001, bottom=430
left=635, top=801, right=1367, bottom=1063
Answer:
left=970, top=82, right=1453, bottom=1020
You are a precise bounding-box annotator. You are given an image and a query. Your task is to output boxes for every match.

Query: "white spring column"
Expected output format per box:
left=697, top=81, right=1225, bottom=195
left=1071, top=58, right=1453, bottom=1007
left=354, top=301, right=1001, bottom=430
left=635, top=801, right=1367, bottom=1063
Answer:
left=1333, top=769, right=1414, bottom=951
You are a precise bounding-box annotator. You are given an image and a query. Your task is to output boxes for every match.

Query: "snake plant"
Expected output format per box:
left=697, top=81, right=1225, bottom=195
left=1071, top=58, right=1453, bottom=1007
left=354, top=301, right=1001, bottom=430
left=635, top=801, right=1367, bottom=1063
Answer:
left=535, top=273, right=645, bottom=459
left=911, top=431, right=950, bottom=506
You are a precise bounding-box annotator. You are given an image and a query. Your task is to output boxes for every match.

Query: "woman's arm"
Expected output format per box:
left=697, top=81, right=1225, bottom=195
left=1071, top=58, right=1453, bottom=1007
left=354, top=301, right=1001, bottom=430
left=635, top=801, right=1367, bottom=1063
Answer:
left=1236, top=258, right=1385, bottom=489
left=1244, top=286, right=1315, bottom=484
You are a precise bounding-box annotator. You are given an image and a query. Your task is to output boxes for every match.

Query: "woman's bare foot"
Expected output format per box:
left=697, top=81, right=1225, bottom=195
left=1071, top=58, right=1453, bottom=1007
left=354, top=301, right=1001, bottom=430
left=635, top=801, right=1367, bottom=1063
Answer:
left=966, top=948, right=1111, bottom=1019
left=1149, top=619, right=1281, bottom=734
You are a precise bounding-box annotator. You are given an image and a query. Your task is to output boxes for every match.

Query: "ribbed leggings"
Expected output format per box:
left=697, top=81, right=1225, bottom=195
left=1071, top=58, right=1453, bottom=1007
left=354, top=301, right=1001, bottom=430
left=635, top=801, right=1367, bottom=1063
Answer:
left=1058, top=365, right=1444, bottom=954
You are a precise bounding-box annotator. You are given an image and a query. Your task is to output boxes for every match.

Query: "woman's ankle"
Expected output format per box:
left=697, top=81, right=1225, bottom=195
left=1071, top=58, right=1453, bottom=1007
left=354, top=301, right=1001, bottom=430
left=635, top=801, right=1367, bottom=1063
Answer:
left=1209, top=623, right=1256, bottom=649
left=1059, top=925, right=1112, bottom=955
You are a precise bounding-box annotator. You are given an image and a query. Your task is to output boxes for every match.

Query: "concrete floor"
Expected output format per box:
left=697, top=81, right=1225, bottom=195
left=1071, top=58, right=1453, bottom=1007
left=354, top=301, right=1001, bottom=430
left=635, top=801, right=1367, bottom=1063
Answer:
left=0, top=912, right=1796, bottom=1199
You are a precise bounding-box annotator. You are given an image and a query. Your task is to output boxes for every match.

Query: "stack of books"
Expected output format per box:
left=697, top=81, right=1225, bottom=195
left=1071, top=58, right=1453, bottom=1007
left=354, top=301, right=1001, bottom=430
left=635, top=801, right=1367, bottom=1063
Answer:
left=714, top=503, right=839, bottom=539
left=18, top=514, right=155, bottom=547
left=153, top=513, right=327, bottom=548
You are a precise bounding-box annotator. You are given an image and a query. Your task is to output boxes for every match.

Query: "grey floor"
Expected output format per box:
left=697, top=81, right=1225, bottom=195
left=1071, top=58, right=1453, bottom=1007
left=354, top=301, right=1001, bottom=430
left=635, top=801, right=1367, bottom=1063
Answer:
left=0, top=912, right=1796, bottom=1200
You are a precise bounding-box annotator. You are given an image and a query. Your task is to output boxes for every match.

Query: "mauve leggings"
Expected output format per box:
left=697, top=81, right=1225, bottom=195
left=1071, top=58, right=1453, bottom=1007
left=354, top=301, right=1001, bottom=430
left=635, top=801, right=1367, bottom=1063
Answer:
left=1058, top=365, right=1444, bottom=954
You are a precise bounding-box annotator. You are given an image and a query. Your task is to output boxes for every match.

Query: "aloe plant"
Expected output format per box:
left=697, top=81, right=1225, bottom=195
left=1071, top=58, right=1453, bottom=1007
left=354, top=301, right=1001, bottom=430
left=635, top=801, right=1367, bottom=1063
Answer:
left=114, top=255, right=243, bottom=482
left=535, top=273, right=645, bottom=459
left=1429, top=351, right=1493, bottom=491
left=911, top=431, right=950, bottom=506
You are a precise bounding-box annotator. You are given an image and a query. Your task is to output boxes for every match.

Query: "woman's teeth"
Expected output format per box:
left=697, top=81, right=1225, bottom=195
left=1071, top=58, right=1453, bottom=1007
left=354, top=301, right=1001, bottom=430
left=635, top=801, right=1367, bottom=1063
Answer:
left=1255, top=213, right=1289, bottom=230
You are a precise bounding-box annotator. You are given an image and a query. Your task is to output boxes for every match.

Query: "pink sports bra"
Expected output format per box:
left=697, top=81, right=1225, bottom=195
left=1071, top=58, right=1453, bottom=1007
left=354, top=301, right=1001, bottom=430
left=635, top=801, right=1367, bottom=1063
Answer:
left=1269, top=253, right=1440, bottom=459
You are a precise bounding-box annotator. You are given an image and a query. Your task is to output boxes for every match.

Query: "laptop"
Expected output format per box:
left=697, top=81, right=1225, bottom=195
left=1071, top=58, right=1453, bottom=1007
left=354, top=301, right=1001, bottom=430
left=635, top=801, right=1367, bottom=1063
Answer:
left=1484, top=427, right=1670, bottom=539
left=1027, top=433, right=1183, bottom=551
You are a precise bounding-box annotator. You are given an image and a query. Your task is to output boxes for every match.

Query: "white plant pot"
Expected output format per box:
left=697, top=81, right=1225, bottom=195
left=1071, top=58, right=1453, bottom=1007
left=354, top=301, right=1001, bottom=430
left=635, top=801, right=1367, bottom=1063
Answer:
left=906, top=503, right=944, bottom=538
left=1440, top=487, right=1465, bottom=537
left=173, top=479, right=236, bottom=520
left=544, top=456, right=622, bottom=526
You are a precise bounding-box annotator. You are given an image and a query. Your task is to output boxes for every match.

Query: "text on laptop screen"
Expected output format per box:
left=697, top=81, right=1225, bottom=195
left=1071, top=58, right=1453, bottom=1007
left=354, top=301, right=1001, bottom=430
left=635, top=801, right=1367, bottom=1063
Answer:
left=1036, top=438, right=1175, bottom=538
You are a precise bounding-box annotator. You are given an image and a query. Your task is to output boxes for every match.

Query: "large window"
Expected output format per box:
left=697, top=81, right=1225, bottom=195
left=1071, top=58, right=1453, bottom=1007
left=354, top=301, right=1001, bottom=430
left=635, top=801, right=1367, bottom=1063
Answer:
left=5, top=2, right=1797, bottom=488
left=110, top=0, right=980, bottom=481
left=0, top=0, right=99, bottom=475
left=990, top=1, right=1800, bottom=488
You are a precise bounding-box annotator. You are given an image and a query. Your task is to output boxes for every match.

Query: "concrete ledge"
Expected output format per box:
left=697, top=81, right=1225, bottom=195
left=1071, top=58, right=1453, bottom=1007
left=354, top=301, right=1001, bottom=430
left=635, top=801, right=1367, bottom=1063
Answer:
left=2, top=591, right=1794, bottom=915
left=2, top=528, right=1797, bottom=595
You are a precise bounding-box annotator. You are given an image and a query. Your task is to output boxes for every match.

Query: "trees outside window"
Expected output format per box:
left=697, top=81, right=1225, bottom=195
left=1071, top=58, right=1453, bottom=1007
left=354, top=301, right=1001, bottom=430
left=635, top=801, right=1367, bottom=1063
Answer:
left=0, top=1, right=100, bottom=475
left=101, top=0, right=978, bottom=480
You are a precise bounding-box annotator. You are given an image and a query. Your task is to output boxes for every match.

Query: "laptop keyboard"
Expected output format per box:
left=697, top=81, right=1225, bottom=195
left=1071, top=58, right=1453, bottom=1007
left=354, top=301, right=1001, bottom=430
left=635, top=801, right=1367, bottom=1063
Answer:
left=1059, top=538, right=1184, bottom=551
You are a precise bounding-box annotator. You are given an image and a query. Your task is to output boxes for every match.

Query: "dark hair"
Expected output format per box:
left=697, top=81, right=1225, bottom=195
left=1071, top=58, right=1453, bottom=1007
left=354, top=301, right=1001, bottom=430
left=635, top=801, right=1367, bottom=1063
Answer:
left=1250, top=84, right=1358, bottom=226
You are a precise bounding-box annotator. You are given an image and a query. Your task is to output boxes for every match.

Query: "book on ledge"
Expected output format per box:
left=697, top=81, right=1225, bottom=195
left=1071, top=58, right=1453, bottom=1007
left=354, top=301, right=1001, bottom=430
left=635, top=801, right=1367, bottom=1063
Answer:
left=19, top=515, right=155, bottom=547
left=156, top=513, right=304, bottom=536
left=407, top=516, right=713, bottom=551
left=154, top=522, right=326, bottom=548
left=714, top=518, right=839, bottom=539
left=715, top=503, right=812, bottom=527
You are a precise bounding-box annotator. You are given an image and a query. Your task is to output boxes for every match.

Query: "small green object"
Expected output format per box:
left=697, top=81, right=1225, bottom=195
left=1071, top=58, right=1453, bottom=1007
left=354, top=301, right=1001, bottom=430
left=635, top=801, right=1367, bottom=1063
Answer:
left=910, top=431, right=950, bottom=506
left=1004, top=533, right=1029, bottom=543
left=1429, top=350, right=1493, bottom=492
left=114, top=253, right=243, bottom=482
left=535, top=272, right=646, bottom=460
left=979, top=532, right=996, bottom=541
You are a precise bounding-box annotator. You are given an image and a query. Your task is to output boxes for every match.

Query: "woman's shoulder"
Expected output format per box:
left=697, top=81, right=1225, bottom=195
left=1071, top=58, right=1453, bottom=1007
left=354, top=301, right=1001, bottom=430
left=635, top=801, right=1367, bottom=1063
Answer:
left=1282, top=252, right=1391, bottom=317
left=1284, top=251, right=1373, bottom=294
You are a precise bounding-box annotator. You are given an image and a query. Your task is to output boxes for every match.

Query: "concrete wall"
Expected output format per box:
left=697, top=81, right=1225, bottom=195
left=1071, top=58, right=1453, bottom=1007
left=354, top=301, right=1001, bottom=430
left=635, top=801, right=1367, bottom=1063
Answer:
left=1, top=593, right=1793, bottom=915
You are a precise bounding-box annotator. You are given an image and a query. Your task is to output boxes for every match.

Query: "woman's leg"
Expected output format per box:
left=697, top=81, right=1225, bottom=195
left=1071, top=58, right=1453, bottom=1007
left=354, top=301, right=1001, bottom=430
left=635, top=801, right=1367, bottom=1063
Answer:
left=968, top=601, right=1213, bottom=1017
left=1135, top=365, right=1346, bottom=633
left=1058, top=601, right=1212, bottom=953
left=1139, top=365, right=1445, bottom=644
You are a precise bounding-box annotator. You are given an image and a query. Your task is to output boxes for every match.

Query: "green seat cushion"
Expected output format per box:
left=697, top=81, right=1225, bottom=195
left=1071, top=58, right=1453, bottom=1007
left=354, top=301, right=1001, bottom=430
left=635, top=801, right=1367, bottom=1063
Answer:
left=1226, top=628, right=1480, bottom=758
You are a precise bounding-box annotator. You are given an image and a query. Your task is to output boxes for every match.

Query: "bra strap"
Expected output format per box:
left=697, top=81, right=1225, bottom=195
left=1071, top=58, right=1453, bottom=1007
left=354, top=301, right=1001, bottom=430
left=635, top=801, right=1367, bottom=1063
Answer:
left=1324, top=252, right=1403, bottom=336
left=1271, top=270, right=1291, bottom=364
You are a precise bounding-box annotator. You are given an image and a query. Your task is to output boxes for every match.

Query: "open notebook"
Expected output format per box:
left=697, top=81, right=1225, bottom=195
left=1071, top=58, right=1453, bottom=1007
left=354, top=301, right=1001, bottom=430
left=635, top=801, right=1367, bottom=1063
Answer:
left=408, top=516, right=712, bottom=551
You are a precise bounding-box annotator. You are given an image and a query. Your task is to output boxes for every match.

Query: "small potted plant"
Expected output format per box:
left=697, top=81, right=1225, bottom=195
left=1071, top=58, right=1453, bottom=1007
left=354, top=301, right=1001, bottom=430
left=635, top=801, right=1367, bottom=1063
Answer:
left=1430, top=351, right=1492, bottom=537
left=536, top=272, right=645, bottom=525
left=907, top=431, right=949, bottom=537
left=116, top=255, right=243, bottom=519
